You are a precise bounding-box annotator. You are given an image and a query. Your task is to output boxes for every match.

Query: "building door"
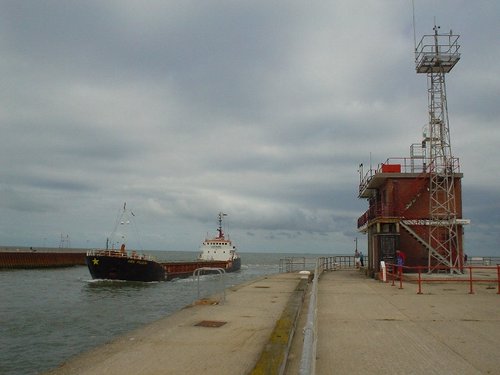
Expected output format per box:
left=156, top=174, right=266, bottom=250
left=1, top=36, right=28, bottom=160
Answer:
left=379, top=235, right=398, bottom=265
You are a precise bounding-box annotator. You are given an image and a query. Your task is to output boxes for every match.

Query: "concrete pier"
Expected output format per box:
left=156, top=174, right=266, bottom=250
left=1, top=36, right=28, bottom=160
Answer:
left=313, top=270, right=500, bottom=375
left=44, top=273, right=306, bottom=375
left=44, top=269, right=500, bottom=375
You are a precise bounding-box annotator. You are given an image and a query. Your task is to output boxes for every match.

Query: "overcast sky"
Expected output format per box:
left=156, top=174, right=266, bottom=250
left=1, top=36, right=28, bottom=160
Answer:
left=1, top=1, right=499, bottom=255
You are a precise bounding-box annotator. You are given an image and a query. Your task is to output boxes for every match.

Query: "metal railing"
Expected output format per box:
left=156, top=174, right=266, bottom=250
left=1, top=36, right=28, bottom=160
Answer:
left=415, top=32, right=460, bottom=74
left=86, top=249, right=157, bottom=262
left=279, top=256, right=356, bottom=273
left=193, top=267, right=226, bottom=304
left=358, top=156, right=461, bottom=198
left=383, top=263, right=500, bottom=295
left=279, top=257, right=317, bottom=273
left=319, top=255, right=357, bottom=270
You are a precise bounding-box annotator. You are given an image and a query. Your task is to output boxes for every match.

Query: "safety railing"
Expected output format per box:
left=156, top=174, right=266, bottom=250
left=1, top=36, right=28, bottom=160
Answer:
left=279, top=257, right=318, bottom=273
left=299, top=257, right=323, bottom=375
left=280, top=256, right=356, bottom=273
left=357, top=203, right=399, bottom=228
left=321, top=255, right=357, bottom=270
left=193, top=267, right=226, bottom=304
left=415, top=31, right=460, bottom=74
left=382, top=263, right=500, bottom=295
left=86, top=249, right=157, bottom=262
left=358, top=156, right=460, bottom=198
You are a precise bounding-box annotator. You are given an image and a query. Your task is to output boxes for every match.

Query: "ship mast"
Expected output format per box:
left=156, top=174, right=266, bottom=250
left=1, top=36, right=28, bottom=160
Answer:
left=217, top=212, right=227, bottom=239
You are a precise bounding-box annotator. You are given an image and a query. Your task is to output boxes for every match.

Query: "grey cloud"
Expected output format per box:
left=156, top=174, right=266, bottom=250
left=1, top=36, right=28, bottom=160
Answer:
left=0, top=1, right=498, bottom=254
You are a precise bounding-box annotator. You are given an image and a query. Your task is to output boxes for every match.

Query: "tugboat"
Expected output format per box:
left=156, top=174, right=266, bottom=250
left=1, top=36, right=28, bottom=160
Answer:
left=85, top=203, right=165, bottom=282
left=162, top=212, right=241, bottom=280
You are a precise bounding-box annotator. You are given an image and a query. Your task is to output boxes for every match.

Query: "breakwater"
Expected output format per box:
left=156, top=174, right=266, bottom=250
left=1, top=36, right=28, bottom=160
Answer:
left=0, top=248, right=86, bottom=268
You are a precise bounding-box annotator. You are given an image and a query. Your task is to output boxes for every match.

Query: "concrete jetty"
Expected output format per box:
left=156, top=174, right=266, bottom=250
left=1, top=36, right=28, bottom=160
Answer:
left=44, top=269, right=500, bottom=375
left=313, top=270, right=500, bottom=375
left=44, top=273, right=307, bottom=375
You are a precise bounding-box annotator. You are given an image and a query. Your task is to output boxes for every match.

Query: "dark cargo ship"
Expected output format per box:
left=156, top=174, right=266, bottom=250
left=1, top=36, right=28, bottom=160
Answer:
left=85, top=203, right=166, bottom=282
left=86, top=247, right=166, bottom=282
left=85, top=208, right=240, bottom=282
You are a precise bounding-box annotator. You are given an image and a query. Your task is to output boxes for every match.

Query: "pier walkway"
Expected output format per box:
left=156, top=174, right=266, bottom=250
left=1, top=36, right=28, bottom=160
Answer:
left=308, top=269, right=500, bottom=375
left=44, top=269, right=500, bottom=375
left=44, top=272, right=307, bottom=375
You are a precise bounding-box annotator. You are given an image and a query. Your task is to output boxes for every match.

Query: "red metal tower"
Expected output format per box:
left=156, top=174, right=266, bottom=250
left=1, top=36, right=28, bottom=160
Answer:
left=415, top=26, right=461, bottom=272
left=357, top=26, right=468, bottom=276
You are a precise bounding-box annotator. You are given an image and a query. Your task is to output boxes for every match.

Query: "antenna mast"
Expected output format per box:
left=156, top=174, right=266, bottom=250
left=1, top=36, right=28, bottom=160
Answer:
left=415, top=24, right=461, bottom=272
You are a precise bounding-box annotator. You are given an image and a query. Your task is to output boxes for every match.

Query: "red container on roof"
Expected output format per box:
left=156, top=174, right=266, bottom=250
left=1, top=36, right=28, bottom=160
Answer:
left=381, top=164, right=401, bottom=173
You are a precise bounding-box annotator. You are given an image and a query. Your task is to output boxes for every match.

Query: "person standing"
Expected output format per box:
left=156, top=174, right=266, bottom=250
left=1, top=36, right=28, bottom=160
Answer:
left=396, top=249, right=406, bottom=277
left=359, top=251, right=364, bottom=267
left=355, top=249, right=360, bottom=268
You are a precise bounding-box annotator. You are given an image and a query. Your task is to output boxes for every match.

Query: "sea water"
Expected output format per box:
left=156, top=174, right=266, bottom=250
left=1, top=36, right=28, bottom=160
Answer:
left=0, top=251, right=324, bottom=375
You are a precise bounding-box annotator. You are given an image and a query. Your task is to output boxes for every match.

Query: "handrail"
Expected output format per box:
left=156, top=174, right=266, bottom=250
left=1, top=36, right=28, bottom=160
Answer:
left=279, top=256, right=357, bottom=273
left=193, top=267, right=226, bottom=303
left=358, top=156, right=461, bottom=197
left=383, top=263, right=500, bottom=295
left=299, top=258, right=323, bottom=375
left=86, top=249, right=157, bottom=261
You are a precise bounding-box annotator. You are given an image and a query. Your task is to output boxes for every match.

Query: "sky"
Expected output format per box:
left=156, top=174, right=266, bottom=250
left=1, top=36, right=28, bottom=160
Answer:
left=1, top=1, right=499, bottom=255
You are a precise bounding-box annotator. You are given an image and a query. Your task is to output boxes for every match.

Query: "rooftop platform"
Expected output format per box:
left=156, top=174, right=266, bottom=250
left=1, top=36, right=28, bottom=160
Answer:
left=415, top=31, right=460, bottom=74
left=358, top=157, right=462, bottom=199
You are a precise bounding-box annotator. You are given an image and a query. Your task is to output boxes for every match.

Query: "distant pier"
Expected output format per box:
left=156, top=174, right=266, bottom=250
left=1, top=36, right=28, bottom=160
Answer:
left=0, top=247, right=86, bottom=268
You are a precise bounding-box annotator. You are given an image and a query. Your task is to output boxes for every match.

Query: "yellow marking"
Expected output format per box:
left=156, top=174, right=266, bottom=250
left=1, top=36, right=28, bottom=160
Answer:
left=92, top=258, right=99, bottom=265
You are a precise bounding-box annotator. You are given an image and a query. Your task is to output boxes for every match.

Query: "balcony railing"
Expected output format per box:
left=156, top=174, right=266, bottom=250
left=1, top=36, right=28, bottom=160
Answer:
left=358, top=157, right=460, bottom=197
left=357, top=203, right=399, bottom=228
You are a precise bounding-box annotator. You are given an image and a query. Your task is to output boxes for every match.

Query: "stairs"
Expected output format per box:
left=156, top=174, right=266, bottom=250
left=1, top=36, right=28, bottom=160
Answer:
left=400, top=221, right=459, bottom=274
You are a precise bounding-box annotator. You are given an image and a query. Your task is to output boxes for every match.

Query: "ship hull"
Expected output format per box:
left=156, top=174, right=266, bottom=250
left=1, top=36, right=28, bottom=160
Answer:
left=85, top=253, right=241, bottom=282
left=162, top=256, right=241, bottom=281
left=85, top=254, right=166, bottom=282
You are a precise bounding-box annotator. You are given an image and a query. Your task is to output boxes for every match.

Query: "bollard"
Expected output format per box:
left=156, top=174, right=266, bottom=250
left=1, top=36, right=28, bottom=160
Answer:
left=417, top=266, right=422, bottom=294
left=468, top=266, right=474, bottom=294
left=497, top=265, right=500, bottom=295
left=380, top=261, right=387, bottom=282
left=391, top=264, right=396, bottom=286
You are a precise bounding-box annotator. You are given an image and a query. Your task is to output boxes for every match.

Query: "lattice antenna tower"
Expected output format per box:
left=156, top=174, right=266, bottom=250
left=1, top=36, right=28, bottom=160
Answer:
left=415, top=25, right=461, bottom=272
left=59, top=233, right=71, bottom=249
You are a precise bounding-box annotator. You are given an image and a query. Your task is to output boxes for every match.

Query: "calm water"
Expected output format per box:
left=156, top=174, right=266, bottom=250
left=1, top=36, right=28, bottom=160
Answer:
left=0, top=251, right=324, bottom=375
